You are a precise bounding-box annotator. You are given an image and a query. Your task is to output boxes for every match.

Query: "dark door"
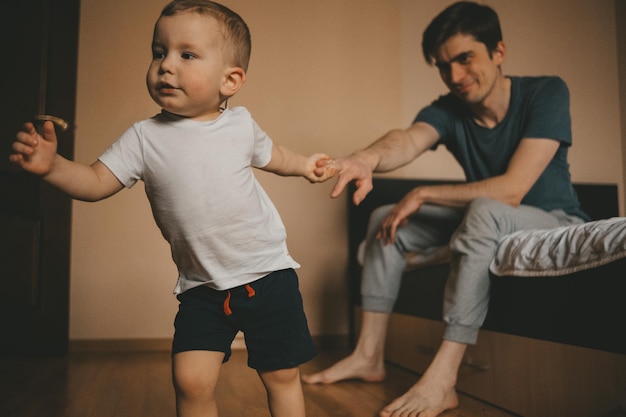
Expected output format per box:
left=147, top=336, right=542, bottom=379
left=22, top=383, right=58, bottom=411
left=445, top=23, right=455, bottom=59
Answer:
left=0, top=0, right=80, bottom=355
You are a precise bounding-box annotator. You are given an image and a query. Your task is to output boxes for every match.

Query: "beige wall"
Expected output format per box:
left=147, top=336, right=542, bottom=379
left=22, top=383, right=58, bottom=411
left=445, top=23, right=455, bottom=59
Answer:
left=70, top=0, right=624, bottom=341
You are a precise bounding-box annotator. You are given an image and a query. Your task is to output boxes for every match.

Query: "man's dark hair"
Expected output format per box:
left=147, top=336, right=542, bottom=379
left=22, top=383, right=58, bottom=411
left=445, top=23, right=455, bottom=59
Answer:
left=422, top=1, right=502, bottom=65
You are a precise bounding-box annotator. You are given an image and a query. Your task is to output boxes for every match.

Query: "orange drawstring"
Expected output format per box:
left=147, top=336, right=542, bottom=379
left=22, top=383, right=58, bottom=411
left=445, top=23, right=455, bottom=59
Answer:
left=223, top=291, right=232, bottom=316
left=245, top=284, right=255, bottom=298
left=223, top=284, right=255, bottom=316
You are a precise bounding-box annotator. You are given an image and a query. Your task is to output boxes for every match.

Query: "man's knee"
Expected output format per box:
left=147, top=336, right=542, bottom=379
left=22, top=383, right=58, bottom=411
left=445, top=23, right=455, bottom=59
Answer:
left=450, top=197, right=507, bottom=251
left=467, top=197, right=506, bottom=218
left=462, top=197, right=508, bottom=231
left=368, top=204, right=394, bottom=230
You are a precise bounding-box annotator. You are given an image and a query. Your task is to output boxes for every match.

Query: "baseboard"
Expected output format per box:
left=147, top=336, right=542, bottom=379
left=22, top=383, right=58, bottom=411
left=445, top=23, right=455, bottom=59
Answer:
left=69, top=333, right=349, bottom=353
left=69, top=338, right=173, bottom=353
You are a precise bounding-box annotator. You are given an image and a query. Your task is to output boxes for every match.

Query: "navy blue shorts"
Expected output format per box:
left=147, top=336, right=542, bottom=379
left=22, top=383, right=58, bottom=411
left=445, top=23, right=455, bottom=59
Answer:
left=172, top=269, right=316, bottom=371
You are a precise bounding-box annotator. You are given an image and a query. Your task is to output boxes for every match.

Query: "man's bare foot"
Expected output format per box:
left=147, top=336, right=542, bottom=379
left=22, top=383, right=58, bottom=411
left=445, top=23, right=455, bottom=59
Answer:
left=379, top=376, right=458, bottom=417
left=301, top=353, right=386, bottom=384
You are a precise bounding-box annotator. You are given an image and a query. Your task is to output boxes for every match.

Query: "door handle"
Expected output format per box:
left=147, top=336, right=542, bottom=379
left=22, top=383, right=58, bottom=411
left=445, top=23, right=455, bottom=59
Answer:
left=34, top=114, right=69, bottom=132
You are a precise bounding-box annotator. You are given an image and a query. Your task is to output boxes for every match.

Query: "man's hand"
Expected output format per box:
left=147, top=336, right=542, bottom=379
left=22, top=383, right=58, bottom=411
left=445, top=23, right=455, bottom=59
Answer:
left=315, top=124, right=438, bottom=205
left=10, top=121, right=59, bottom=177
left=315, top=152, right=376, bottom=205
left=377, top=187, right=424, bottom=245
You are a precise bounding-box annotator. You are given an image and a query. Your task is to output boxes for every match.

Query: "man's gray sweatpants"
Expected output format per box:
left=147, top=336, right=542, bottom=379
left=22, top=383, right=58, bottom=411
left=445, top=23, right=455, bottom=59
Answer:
left=360, top=197, right=583, bottom=345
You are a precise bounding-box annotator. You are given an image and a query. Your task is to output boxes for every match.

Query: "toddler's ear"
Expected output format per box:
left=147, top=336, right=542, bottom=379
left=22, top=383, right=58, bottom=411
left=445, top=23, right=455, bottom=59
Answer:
left=221, top=67, right=246, bottom=98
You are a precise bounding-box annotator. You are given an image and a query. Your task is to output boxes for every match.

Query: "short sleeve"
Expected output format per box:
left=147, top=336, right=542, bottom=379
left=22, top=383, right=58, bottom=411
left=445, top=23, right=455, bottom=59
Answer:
left=521, top=77, right=572, bottom=145
left=250, top=117, right=273, bottom=168
left=98, top=124, right=144, bottom=188
left=413, top=94, right=464, bottom=149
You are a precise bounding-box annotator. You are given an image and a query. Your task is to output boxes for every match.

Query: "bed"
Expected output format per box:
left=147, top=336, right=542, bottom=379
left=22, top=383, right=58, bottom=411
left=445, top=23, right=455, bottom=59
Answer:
left=347, top=177, right=626, bottom=417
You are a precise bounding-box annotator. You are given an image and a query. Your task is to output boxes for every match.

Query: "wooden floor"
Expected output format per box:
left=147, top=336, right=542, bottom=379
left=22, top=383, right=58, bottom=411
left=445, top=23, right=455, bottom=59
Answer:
left=0, top=348, right=520, bottom=417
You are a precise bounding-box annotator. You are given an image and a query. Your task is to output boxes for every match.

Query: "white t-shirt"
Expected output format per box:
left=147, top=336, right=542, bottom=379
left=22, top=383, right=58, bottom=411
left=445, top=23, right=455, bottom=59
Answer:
left=99, top=107, right=300, bottom=293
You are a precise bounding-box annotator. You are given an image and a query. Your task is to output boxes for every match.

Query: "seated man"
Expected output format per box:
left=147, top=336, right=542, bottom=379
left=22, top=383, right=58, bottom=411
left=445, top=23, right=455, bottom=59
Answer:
left=303, top=2, right=588, bottom=417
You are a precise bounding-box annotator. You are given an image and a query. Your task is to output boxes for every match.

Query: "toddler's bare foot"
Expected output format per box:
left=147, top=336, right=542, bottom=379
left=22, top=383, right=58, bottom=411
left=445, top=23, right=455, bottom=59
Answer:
left=379, top=376, right=458, bottom=417
left=301, top=353, right=385, bottom=384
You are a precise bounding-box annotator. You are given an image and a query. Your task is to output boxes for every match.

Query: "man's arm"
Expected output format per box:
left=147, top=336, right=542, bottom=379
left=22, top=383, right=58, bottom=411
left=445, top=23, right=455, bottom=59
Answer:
left=321, top=121, right=440, bottom=205
left=377, top=137, right=561, bottom=244
left=406, top=138, right=560, bottom=206
left=11, top=121, right=124, bottom=201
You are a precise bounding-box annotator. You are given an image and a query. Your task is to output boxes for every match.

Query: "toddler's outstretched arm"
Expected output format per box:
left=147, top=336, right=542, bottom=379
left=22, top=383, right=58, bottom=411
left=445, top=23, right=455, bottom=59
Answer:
left=10, top=121, right=124, bottom=201
left=262, top=143, right=336, bottom=183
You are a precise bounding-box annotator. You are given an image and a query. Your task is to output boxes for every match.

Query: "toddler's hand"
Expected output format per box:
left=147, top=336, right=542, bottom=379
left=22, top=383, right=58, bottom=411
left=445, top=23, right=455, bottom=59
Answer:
left=9, top=121, right=59, bottom=176
left=305, top=153, right=337, bottom=183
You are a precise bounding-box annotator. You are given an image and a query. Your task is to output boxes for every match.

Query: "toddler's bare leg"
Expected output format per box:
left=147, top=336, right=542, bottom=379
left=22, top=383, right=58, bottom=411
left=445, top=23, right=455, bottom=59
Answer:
left=258, top=367, right=306, bottom=417
left=172, top=350, right=224, bottom=417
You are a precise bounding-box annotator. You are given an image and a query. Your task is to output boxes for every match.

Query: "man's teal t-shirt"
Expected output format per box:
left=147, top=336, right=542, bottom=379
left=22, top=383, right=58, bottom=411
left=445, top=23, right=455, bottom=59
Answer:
left=415, top=76, right=588, bottom=221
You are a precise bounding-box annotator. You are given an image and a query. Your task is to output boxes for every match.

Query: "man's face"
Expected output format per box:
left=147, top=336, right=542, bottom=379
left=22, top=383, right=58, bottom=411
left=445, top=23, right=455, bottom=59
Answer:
left=433, top=34, right=505, bottom=106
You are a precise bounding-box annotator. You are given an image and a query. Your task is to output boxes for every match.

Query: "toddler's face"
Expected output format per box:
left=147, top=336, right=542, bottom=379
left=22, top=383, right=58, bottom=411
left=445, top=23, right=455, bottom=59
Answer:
left=147, top=11, right=229, bottom=121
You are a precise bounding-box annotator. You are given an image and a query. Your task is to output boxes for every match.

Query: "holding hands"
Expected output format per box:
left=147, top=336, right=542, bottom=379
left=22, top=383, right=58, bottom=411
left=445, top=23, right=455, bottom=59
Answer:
left=304, top=154, right=338, bottom=183
left=314, top=151, right=376, bottom=205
